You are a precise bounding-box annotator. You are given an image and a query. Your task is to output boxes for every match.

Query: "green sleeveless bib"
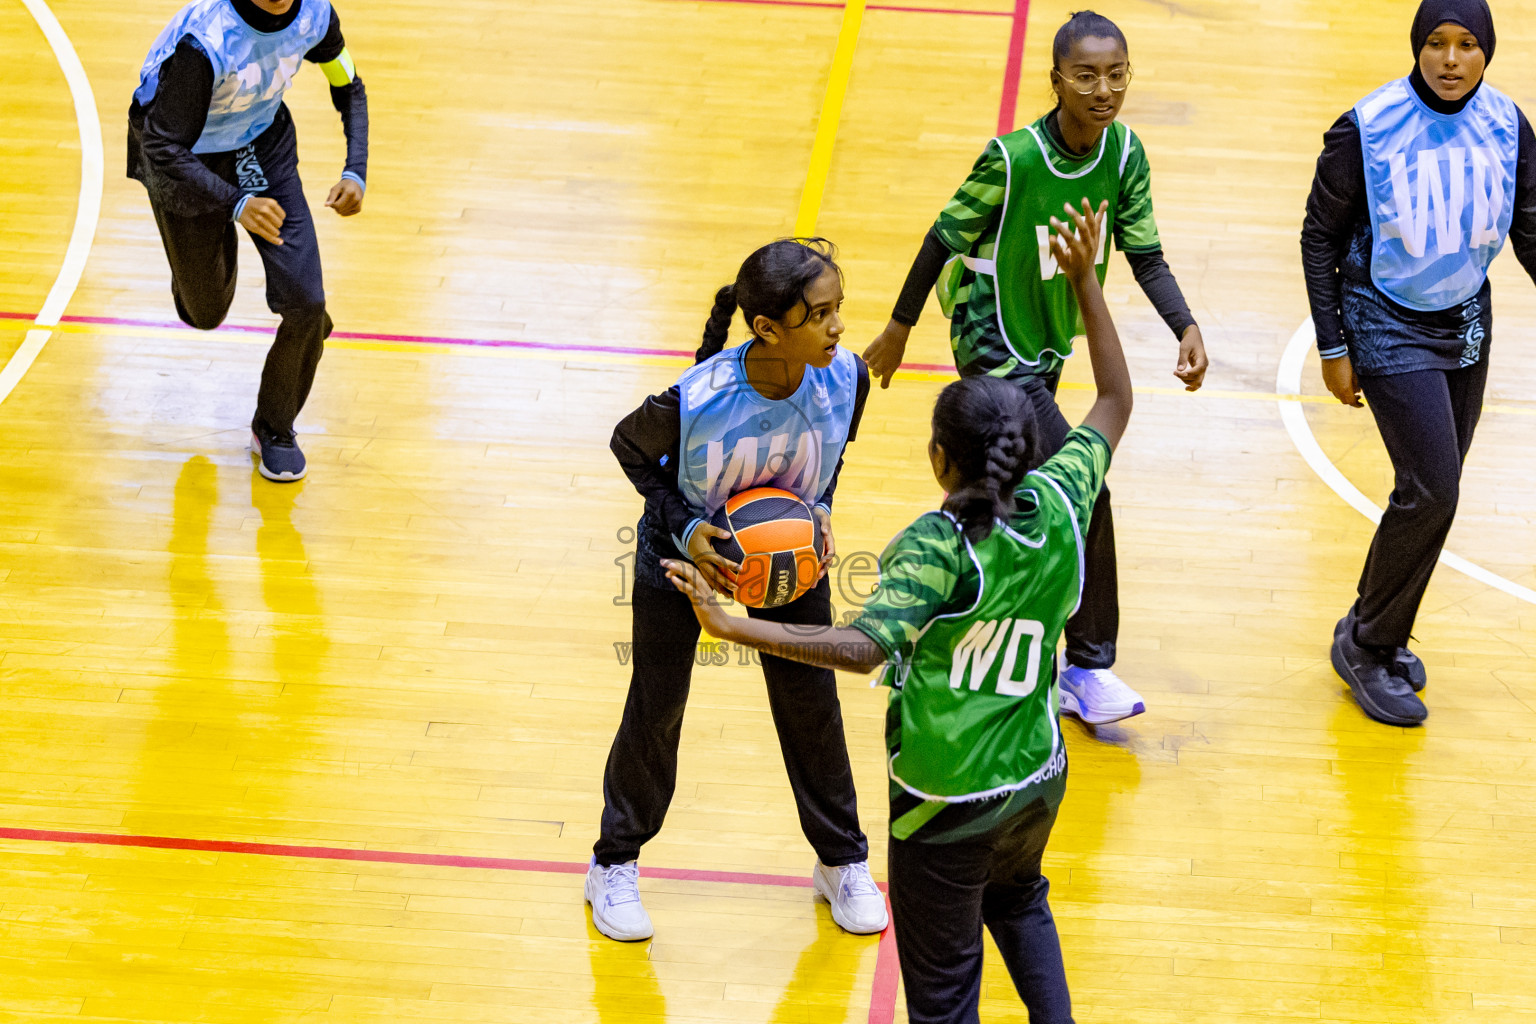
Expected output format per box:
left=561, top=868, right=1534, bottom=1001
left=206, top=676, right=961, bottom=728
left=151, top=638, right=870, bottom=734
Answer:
left=886, top=471, right=1086, bottom=804
left=937, top=120, right=1133, bottom=369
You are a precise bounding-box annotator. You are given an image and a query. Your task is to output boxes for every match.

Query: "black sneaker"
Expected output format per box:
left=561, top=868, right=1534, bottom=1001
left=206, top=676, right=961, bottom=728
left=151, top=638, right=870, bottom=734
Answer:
left=1341, top=607, right=1427, bottom=692
left=1393, top=647, right=1427, bottom=692
left=1331, top=614, right=1427, bottom=726
left=250, top=423, right=307, bottom=482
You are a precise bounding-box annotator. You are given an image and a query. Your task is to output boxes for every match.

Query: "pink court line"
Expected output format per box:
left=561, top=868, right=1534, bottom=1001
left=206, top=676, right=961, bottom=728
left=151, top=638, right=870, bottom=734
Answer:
left=0, top=309, right=698, bottom=361
left=675, top=0, right=1009, bottom=16
left=0, top=309, right=961, bottom=376
left=0, top=825, right=900, bottom=1021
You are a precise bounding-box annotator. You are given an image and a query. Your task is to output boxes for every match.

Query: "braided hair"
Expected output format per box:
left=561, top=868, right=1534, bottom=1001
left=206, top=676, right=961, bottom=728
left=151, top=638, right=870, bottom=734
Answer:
left=696, top=238, right=841, bottom=363
left=933, top=377, right=1043, bottom=543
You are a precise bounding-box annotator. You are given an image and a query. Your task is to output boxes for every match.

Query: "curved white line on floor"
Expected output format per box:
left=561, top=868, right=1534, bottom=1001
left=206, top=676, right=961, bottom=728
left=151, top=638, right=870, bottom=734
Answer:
left=1277, top=317, right=1536, bottom=606
left=0, top=0, right=103, bottom=406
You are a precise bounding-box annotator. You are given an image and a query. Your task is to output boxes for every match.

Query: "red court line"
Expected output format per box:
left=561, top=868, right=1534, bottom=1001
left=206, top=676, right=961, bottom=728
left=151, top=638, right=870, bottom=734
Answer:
left=0, top=825, right=899, bottom=1020
left=996, top=0, right=1030, bottom=134
left=676, top=0, right=1009, bottom=15
left=0, top=310, right=699, bottom=361
left=868, top=909, right=901, bottom=1024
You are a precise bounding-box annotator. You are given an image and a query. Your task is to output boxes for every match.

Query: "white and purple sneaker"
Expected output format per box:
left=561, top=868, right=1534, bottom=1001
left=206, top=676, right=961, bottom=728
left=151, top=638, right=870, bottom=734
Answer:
left=1058, top=660, right=1146, bottom=725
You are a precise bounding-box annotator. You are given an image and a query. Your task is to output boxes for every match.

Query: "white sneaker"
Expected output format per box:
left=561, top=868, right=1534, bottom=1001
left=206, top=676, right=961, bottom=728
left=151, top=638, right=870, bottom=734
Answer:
left=812, top=859, right=888, bottom=934
left=585, top=858, right=654, bottom=941
left=1058, top=660, right=1146, bottom=725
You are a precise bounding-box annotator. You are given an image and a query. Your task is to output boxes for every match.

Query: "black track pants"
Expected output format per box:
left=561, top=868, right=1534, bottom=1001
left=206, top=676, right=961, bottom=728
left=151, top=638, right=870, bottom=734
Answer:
left=1354, top=358, right=1489, bottom=647
left=889, top=797, right=1073, bottom=1024
left=594, top=576, right=869, bottom=867
left=147, top=109, right=332, bottom=437
left=1021, top=372, right=1118, bottom=669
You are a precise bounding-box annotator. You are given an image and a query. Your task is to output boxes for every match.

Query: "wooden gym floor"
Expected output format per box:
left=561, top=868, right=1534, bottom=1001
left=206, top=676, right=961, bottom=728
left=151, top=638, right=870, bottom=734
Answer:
left=2, top=0, right=1536, bottom=1020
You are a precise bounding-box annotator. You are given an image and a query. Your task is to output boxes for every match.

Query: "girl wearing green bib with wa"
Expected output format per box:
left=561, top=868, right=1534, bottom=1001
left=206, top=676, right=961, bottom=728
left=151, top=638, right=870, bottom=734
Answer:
left=866, top=10, right=1208, bottom=731
left=664, top=202, right=1132, bottom=1024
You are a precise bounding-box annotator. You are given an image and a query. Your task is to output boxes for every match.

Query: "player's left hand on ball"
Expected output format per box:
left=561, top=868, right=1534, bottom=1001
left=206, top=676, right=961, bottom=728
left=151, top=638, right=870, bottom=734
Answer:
left=813, top=506, right=835, bottom=581
left=325, top=178, right=364, bottom=217
left=662, top=558, right=733, bottom=634
left=1175, top=324, right=1209, bottom=392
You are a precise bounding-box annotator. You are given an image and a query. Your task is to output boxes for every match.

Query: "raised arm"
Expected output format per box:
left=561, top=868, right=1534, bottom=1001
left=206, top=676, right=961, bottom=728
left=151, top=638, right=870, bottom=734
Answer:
left=1051, top=200, right=1133, bottom=450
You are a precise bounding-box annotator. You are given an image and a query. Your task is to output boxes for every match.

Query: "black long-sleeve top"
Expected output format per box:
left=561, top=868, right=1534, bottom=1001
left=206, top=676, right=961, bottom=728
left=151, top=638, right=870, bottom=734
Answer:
left=128, top=0, right=368, bottom=218
left=1301, top=71, right=1536, bottom=372
left=892, top=110, right=1197, bottom=340
left=612, top=356, right=871, bottom=587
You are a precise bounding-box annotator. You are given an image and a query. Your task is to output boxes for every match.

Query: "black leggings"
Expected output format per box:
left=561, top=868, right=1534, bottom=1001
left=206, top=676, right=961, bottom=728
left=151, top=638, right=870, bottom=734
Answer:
left=1355, top=359, right=1489, bottom=647
left=593, top=575, right=869, bottom=867
left=889, top=797, right=1073, bottom=1024
left=1022, top=372, right=1118, bottom=669
left=147, top=109, right=332, bottom=437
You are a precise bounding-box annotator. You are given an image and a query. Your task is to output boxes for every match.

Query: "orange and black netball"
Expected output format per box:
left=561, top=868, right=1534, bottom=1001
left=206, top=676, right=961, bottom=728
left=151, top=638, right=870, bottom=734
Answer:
left=708, top=487, right=823, bottom=609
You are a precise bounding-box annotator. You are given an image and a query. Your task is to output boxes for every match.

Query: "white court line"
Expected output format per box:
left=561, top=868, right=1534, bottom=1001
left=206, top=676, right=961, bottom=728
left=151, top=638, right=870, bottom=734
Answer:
left=0, top=0, right=103, bottom=407
left=1277, top=317, right=1536, bottom=606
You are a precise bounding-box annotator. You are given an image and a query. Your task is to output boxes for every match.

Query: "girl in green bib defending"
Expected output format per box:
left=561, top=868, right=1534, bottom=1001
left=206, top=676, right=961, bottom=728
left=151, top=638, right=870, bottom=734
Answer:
left=664, top=200, right=1129, bottom=1023
left=865, top=10, right=1207, bottom=727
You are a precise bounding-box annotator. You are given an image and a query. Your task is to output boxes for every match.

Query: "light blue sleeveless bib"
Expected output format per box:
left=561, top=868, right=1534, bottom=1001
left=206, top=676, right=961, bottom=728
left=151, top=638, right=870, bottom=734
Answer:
left=135, top=0, right=334, bottom=154
left=1356, top=77, right=1519, bottom=312
left=673, top=344, right=859, bottom=550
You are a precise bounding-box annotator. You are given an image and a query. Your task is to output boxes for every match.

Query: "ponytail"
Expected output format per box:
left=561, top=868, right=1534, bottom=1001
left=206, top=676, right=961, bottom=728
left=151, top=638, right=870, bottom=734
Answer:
left=694, top=238, right=841, bottom=365
left=1052, top=10, right=1128, bottom=69
left=697, top=283, right=738, bottom=363
left=1048, top=10, right=1129, bottom=110
left=933, top=377, right=1041, bottom=543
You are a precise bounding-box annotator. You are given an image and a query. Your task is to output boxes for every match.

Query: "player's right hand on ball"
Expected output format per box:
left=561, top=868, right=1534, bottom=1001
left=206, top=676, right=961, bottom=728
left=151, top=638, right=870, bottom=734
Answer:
left=239, top=197, right=287, bottom=246
left=1321, top=354, right=1362, bottom=407
left=863, top=320, right=910, bottom=390
left=685, top=523, right=739, bottom=594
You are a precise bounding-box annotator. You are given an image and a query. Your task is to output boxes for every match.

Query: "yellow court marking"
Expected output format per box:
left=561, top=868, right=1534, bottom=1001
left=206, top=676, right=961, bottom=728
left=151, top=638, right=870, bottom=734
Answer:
left=794, top=0, right=868, bottom=236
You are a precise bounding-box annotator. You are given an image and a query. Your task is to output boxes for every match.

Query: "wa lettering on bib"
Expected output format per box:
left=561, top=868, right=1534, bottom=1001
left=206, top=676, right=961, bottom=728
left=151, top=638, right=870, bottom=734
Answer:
left=961, top=122, right=1131, bottom=369
left=1357, top=78, right=1519, bottom=312
left=672, top=344, right=857, bottom=550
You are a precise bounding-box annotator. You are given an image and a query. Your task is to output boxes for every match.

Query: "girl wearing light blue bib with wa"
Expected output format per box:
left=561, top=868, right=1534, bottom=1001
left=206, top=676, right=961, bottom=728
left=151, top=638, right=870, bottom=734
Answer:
left=128, top=0, right=370, bottom=483
left=588, top=240, right=886, bottom=945
left=1301, top=0, right=1536, bottom=727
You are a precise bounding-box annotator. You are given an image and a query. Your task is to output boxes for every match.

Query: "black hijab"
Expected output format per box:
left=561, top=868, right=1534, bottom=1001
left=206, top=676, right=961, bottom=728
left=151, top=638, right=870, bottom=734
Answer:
left=1408, top=0, right=1495, bottom=113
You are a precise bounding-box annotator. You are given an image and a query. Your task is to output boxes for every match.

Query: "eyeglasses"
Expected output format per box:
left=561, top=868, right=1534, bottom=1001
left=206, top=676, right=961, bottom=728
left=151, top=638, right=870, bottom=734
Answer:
left=1054, top=66, right=1133, bottom=95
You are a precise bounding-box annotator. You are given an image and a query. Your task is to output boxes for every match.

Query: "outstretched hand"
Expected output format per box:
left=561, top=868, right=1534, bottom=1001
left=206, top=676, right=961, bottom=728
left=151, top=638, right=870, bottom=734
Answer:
left=863, top=321, right=910, bottom=389
left=1048, top=198, right=1107, bottom=283
left=662, top=558, right=735, bottom=637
